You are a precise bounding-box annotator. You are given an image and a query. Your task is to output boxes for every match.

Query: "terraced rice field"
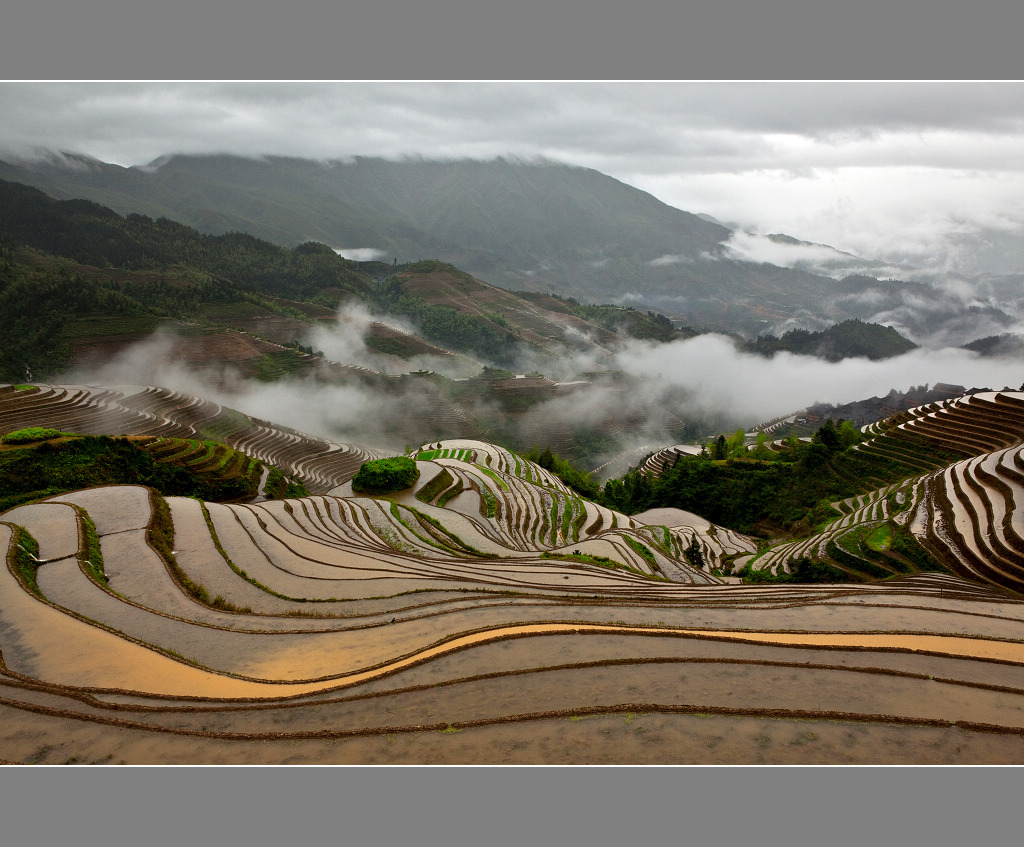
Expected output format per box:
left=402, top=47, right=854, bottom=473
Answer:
left=0, top=383, right=386, bottom=493
left=4, top=389, right=1024, bottom=763
left=736, top=392, right=1024, bottom=591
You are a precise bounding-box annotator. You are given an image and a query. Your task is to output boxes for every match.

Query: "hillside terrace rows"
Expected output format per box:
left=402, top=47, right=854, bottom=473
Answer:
left=399, top=396, right=483, bottom=442
left=736, top=477, right=926, bottom=580
left=9, top=481, right=1010, bottom=631
left=400, top=440, right=699, bottom=578
left=8, top=384, right=1024, bottom=595
left=640, top=445, right=705, bottom=477
left=870, top=392, right=1024, bottom=458
left=6, top=484, right=1024, bottom=767
left=851, top=391, right=1024, bottom=589
left=917, top=444, right=1024, bottom=591
left=0, top=384, right=386, bottom=492
left=139, top=437, right=263, bottom=492
left=732, top=392, right=1024, bottom=593
left=630, top=509, right=758, bottom=577
left=404, top=441, right=759, bottom=581
left=8, top=421, right=1024, bottom=764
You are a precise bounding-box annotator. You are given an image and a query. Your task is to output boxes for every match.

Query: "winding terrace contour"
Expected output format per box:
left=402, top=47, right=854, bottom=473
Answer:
left=3, top=385, right=1024, bottom=763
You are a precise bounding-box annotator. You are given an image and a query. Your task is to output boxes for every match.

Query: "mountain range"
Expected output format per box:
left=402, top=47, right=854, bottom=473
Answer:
left=2, top=151, right=974, bottom=338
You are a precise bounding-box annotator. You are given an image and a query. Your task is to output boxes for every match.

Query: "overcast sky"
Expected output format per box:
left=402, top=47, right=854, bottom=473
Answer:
left=3, top=81, right=1024, bottom=269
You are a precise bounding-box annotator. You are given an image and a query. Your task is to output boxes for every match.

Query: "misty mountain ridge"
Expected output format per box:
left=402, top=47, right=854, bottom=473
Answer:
left=0, top=149, right=980, bottom=341
left=962, top=332, right=1024, bottom=358
left=6, top=177, right=995, bottom=476
left=748, top=319, right=917, bottom=362
left=2, top=151, right=1021, bottom=346
left=0, top=180, right=689, bottom=390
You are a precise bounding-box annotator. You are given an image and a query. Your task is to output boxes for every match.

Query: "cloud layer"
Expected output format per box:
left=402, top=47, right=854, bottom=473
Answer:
left=3, top=82, right=1024, bottom=275
left=63, top=311, right=1024, bottom=478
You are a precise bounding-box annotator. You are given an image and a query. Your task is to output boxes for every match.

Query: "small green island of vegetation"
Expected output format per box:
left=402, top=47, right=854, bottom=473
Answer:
left=351, top=456, right=421, bottom=494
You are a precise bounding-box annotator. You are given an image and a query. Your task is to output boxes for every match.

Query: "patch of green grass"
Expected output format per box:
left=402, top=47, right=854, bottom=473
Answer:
left=436, top=482, right=465, bottom=508
left=79, top=508, right=106, bottom=585
left=406, top=504, right=492, bottom=557
left=7, top=524, right=42, bottom=597
left=196, top=301, right=278, bottom=324
left=1, top=427, right=73, bottom=445
left=387, top=501, right=458, bottom=554
left=262, top=465, right=309, bottom=500
left=198, top=408, right=254, bottom=442
left=59, top=314, right=161, bottom=340
left=657, top=526, right=673, bottom=555
left=560, top=497, right=574, bottom=540
left=477, top=482, right=497, bottom=518
left=476, top=465, right=510, bottom=491
left=365, top=334, right=421, bottom=359
left=250, top=349, right=307, bottom=382
left=866, top=523, right=893, bottom=552
left=623, top=536, right=657, bottom=569
left=415, top=468, right=454, bottom=504
left=540, top=550, right=649, bottom=577
left=416, top=448, right=473, bottom=462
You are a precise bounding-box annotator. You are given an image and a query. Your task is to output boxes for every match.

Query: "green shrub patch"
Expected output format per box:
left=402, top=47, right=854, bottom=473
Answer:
left=1, top=427, right=73, bottom=445
left=7, top=524, right=42, bottom=596
left=352, top=456, right=420, bottom=494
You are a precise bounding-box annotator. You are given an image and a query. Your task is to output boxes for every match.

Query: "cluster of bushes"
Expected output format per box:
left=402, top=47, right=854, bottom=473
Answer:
left=1, top=427, right=71, bottom=445
left=352, top=456, right=420, bottom=494
left=600, top=419, right=924, bottom=537
left=738, top=557, right=854, bottom=584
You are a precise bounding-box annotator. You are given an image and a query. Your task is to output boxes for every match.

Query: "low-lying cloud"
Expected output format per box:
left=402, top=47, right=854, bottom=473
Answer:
left=719, top=231, right=909, bottom=280
left=300, top=302, right=480, bottom=379
left=63, top=329, right=416, bottom=452
left=648, top=253, right=693, bottom=267
left=331, top=247, right=388, bottom=261
left=606, top=333, right=1024, bottom=424
left=61, top=311, right=1024, bottom=479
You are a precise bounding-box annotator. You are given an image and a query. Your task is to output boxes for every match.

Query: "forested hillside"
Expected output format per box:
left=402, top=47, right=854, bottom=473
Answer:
left=749, top=319, right=917, bottom=361
left=0, top=181, right=686, bottom=381
left=0, top=154, right=885, bottom=334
